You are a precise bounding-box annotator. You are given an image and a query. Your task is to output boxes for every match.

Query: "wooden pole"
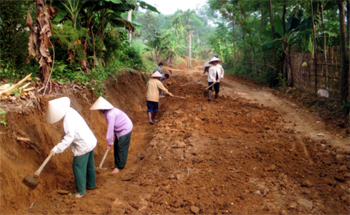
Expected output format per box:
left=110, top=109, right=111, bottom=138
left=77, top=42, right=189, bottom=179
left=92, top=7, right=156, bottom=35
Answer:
left=128, top=9, right=132, bottom=45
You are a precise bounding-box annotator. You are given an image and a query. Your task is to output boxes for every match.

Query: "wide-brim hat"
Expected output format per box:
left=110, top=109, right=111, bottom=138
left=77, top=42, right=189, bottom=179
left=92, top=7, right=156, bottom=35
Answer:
left=209, top=57, right=222, bottom=63
left=90, top=97, right=113, bottom=110
left=152, top=71, right=163, bottom=78
left=46, top=97, right=70, bottom=124
left=203, top=61, right=212, bottom=68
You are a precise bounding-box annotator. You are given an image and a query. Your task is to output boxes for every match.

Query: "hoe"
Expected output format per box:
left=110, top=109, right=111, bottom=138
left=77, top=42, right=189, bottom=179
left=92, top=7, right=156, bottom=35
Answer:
left=96, top=148, right=109, bottom=171
left=22, top=152, right=53, bottom=189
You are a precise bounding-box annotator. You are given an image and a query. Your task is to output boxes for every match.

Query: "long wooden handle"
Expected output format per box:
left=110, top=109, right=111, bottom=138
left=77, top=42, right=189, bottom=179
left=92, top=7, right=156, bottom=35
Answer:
left=34, top=152, right=53, bottom=178
left=99, top=149, right=110, bottom=168
left=180, top=80, right=200, bottom=87
left=173, top=96, right=186, bottom=99
left=206, top=81, right=217, bottom=90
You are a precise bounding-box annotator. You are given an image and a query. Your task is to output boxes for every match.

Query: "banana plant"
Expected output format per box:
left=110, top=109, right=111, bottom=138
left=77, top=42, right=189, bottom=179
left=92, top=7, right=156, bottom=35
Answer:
left=52, top=0, right=86, bottom=29
left=262, top=8, right=313, bottom=87
left=147, top=31, right=171, bottom=63
left=165, top=36, right=186, bottom=64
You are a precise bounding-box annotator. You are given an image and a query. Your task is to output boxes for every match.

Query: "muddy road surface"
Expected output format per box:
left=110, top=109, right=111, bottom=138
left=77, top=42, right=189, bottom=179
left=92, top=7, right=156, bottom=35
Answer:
left=2, top=69, right=349, bottom=214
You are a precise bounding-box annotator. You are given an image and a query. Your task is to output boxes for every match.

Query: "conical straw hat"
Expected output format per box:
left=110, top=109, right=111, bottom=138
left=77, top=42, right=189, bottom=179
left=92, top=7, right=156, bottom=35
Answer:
left=203, top=61, right=212, bottom=67
left=152, top=71, right=163, bottom=78
left=46, top=97, right=70, bottom=124
left=90, top=97, right=113, bottom=110
left=209, top=57, right=222, bottom=63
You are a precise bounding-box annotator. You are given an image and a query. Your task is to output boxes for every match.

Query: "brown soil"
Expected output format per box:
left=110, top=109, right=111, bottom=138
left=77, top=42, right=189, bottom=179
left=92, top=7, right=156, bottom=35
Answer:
left=1, top=69, right=350, bottom=214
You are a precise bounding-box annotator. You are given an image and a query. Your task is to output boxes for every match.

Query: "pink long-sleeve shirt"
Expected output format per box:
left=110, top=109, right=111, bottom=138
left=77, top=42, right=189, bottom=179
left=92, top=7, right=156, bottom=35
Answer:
left=104, top=108, right=133, bottom=145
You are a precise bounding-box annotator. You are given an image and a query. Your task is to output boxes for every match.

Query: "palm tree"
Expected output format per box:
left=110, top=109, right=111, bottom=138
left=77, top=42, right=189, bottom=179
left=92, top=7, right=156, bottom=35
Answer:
left=169, top=14, right=184, bottom=36
left=182, top=9, right=196, bottom=26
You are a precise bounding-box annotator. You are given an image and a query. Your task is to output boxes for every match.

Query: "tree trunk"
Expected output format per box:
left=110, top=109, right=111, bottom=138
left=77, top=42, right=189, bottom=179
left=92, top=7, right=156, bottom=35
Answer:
left=36, top=0, right=52, bottom=85
left=232, top=19, right=236, bottom=42
left=260, top=0, right=264, bottom=42
left=240, top=13, right=245, bottom=41
left=232, top=19, right=236, bottom=60
left=25, top=0, right=54, bottom=92
left=311, top=0, right=318, bottom=93
left=154, top=50, right=158, bottom=63
left=286, top=45, right=293, bottom=87
left=337, top=0, right=349, bottom=103
left=347, top=1, right=350, bottom=48
left=347, top=0, right=350, bottom=102
left=321, top=3, right=328, bottom=88
left=282, top=0, right=286, bottom=36
left=269, top=0, right=276, bottom=67
left=90, top=26, right=99, bottom=66
left=282, top=0, right=287, bottom=81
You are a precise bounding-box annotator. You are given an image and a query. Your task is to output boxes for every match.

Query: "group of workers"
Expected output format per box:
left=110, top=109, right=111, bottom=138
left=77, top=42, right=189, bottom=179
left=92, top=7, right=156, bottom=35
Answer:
left=146, top=56, right=224, bottom=123
left=47, top=96, right=133, bottom=198
left=45, top=55, right=223, bottom=199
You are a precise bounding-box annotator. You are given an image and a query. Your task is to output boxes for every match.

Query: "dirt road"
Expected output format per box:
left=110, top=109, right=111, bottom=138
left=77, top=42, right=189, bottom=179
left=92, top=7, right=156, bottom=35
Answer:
left=13, top=69, right=350, bottom=214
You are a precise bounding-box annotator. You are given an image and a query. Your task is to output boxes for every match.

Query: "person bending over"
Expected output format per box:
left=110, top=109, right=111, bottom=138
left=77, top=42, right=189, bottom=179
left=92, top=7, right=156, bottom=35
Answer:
left=48, top=97, right=97, bottom=199
left=146, top=71, right=173, bottom=124
left=90, top=97, right=133, bottom=175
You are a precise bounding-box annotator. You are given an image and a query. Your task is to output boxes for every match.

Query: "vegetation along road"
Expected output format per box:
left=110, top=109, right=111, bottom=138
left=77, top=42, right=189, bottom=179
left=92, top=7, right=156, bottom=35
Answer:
left=0, top=0, right=349, bottom=214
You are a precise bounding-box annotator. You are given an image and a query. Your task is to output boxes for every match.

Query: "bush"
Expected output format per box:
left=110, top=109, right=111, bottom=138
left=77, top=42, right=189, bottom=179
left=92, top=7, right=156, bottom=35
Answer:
left=51, top=22, right=88, bottom=63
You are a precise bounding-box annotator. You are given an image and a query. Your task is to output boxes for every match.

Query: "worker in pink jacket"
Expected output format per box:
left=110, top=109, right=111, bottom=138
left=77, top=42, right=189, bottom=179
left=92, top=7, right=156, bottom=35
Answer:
left=90, top=97, right=133, bottom=174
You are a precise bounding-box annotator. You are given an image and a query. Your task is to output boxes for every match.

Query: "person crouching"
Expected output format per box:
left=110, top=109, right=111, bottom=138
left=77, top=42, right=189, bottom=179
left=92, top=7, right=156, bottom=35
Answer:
left=47, top=97, right=97, bottom=199
left=146, top=71, right=173, bottom=124
left=90, top=97, right=133, bottom=175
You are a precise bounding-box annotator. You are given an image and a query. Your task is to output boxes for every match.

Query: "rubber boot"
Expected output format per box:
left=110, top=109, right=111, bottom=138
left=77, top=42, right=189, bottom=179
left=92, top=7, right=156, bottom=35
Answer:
left=148, top=112, right=154, bottom=125
left=208, top=90, right=212, bottom=101
left=152, top=112, right=158, bottom=122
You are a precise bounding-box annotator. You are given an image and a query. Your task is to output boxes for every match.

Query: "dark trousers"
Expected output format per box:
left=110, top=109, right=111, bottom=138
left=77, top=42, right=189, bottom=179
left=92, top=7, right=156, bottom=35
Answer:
left=72, top=150, right=96, bottom=195
left=208, top=82, right=220, bottom=94
left=114, top=131, right=132, bottom=169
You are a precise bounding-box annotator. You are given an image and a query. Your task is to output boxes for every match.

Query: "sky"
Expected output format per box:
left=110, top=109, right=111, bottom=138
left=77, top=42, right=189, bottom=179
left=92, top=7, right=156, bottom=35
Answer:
left=142, top=0, right=206, bottom=15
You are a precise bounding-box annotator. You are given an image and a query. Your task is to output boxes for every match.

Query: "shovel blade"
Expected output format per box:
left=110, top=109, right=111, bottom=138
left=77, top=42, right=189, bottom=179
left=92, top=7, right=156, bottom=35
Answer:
left=22, top=173, right=39, bottom=189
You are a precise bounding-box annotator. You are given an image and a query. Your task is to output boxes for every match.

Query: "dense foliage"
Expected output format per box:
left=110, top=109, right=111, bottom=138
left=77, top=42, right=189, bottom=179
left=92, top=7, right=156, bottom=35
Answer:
left=1, top=0, right=348, bottom=105
left=134, top=8, right=215, bottom=65
left=0, top=0, right=156, bottom=95
left=206, top=0, right=349, bottom=104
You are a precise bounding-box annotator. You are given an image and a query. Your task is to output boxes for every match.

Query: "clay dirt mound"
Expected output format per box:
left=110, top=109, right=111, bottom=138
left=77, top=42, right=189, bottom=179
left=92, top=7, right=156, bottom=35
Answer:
left=0, top=72, right=147, bottom=214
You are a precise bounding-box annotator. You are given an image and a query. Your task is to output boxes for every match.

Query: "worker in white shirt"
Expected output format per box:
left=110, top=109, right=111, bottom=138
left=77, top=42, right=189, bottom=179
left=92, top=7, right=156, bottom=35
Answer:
left=207, top=57, right=224, bottom=101
left=214, top=54, right=225, bottom=76
left=47, top=97, right=97, bottom=199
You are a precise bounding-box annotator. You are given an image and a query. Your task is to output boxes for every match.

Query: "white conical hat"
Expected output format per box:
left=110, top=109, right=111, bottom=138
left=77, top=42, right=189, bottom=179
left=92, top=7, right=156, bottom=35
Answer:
left=152, top=71, right=163, bottom=78
left=90, top=97, right=113, bottom=110
left=203, top=61, right=212, bottom=67
left=46, top=97, right=70, bottom=124
left=209, top=57, right=222, bottom=63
